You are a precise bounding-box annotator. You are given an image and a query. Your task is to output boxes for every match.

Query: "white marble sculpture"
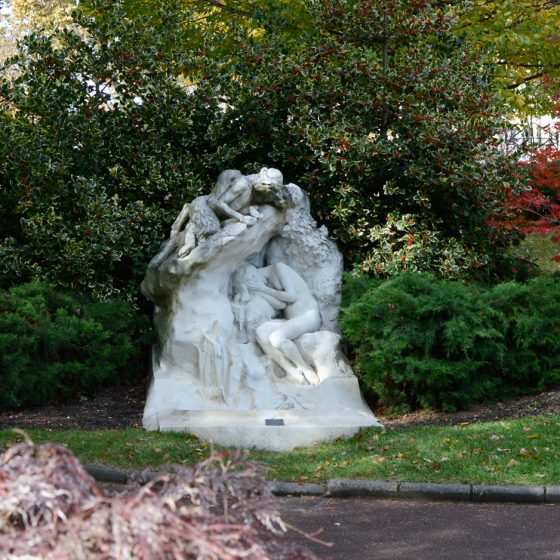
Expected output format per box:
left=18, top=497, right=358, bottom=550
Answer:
left=141, top=168, right=381, bottom=450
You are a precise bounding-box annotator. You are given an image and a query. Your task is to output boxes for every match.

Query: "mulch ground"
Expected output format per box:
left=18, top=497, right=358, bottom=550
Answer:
left=1, top=383, right=560, bottom=432
left=0, top=385, right=145, bottom=431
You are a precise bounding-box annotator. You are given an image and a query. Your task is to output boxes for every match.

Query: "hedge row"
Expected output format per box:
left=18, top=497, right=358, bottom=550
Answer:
left=340, top=273, right=560, bottom=412
left=5, top=274, right=559, bottom=415
left=0, top=282, right=151, bottom=410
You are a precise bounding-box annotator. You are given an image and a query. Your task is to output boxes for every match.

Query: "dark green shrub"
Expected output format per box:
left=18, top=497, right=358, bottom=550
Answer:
left=340, top=273, right=560, bottom=412
left=486, top=277, right=560, bottom=393
left=0, top=1, right=226, bottom=298
left=0, top=0, right=525, bottom=298
left=341, top=272, right=384, bottom=308
left=0, top=281, right=151, bottom=410
left=205, top=0, right=522, bottom=279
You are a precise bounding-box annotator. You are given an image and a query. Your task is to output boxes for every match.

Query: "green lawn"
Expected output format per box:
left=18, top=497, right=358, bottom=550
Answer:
left=515, top=233, right=560, bottom=274
left=3, top=415, right=560, bottom=486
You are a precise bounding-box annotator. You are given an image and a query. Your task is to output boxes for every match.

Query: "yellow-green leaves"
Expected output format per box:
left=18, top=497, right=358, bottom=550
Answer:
left=456, top=0, right=560, bottom=115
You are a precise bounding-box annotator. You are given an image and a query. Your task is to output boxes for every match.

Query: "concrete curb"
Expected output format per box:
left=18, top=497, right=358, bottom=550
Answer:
left=84, top=465, right=560, bottom=505
left=399, top=482, right=471, bottom=502
left=84, top=465, right=159, bottom=485
left=327, top=479, right=397, bottom=499
left=270, top=482, right=326, bottom=496
left=472, top=483, right=544, bottom=504
left=85, top=465, right=129, bottom=485
left=325, top=479, right=560, bottom=504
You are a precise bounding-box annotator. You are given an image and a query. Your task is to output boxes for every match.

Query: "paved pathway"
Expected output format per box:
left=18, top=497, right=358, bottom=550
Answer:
left=279, top=497, right=560, bottom=560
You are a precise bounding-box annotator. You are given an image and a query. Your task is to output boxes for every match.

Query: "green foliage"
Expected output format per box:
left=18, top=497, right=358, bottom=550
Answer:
left=0, top=0, right=224, bottom=297
left=205, top=0, right=522, bottom=279
left=13, top=0, right=559, bottom=114
left=340, top=273, right=560, bottom=412
left=0, top=281, right=151, bottom=410
left=341, top=271, right=383, bottom=307
left=0, top=0, right=526, bottom=295
left=454, top=0, right=560, bottom=115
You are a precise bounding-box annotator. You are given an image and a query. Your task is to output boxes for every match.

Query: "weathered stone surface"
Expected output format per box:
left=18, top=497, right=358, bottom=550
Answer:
left=141, top=169, right=381, bottom=450
left=399, top=482, right=471, bottom=501
left=327, top=479, right=399, bottom=498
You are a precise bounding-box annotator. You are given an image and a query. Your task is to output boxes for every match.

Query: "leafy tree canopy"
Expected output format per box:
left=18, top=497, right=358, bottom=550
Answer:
left=200, top=0, right=522, bottom=278
left=6, top=0, right=560, bottom=115
left=10, top=0, right=74, bottom=33
left=0, top=0, right=224, bottom=297
left=452, top=0, right=560, bottom=115
left=0, top=0, right=525, bottom=297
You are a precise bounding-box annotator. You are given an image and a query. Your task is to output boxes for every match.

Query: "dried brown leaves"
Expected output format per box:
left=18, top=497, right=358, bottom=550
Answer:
left=0, top=440, right=102, bottom=530
left=0, top=441, right=321, bottom=560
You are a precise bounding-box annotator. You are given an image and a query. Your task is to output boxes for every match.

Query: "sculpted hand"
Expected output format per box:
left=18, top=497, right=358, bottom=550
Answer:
left=247, top=279, right=262, bottom=293
left=249, top=206, right=262, bottom=219
left=241, top=215, right=257, bottom=226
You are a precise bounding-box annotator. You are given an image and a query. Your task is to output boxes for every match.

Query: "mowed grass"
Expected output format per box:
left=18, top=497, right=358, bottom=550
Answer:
left=3, top=415, right=560, bottom=485
left=515, top=233, right=560, bottom=274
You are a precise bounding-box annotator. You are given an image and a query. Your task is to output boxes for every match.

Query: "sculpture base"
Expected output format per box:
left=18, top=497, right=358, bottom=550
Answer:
left=143, top=376, right=382, bottom=450
left=154, top=409, right=381, bottom=451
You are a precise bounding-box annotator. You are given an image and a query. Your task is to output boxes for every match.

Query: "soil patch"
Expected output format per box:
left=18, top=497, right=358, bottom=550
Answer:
left=376, top=389, right=560, bottom=429
left=0, top=385, right=145, bottom=431
left=1, top=384, right=560, bottom=432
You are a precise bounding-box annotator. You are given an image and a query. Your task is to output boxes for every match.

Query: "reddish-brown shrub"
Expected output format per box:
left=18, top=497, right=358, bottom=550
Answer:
left=0, top=440, right=321, bottom=559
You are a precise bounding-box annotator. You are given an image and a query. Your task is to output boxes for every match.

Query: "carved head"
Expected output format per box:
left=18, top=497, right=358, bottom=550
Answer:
left=283, top=183, right=306, bottom=209
left=212, top=169, right=243, bottom=197
left=253, top=167, right=283, bottom=193
left=233, top=262, right=255, bottom=279
left=231, top=262, right=260, bottom=298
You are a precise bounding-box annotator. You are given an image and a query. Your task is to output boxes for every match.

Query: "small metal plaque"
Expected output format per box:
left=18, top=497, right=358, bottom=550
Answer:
left=265, top=418, right=285, bottom=426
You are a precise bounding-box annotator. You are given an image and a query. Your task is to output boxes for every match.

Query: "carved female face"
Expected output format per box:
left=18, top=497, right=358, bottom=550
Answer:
left=232, top=263, right=259, bottom=290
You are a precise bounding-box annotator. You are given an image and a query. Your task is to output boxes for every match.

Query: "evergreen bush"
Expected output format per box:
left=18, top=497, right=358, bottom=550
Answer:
left=340, top=273, right=560, bottom=412
left=207, top=0, right=523, bottom=279
left=0, top=1, right=225, bottom=297
left=0, top=0, right=525, bottom=297
left=0, top=281, right=151, bottom=410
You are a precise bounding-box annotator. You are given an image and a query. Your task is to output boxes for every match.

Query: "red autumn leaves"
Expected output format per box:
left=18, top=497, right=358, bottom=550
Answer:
left=489, top=142, right=560, bottom=262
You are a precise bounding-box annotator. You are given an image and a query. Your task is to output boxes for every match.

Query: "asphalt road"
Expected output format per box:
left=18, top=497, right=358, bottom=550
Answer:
left=278, top=496, right=560, bottom=560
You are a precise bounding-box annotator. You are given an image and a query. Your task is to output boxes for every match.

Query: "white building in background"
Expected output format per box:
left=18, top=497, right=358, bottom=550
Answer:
left=503, top=115, right=560, bottom=155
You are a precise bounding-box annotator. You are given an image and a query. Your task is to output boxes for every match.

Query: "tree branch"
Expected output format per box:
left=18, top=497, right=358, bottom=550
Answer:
left=196, top=0, right=252, bottom=18
left=506, top=63, right=560, bottom=89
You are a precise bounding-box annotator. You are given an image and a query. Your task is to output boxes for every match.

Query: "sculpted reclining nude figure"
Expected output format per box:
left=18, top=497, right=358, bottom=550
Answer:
left=250, top=262, right=322, bottom=386
left=149, top=168, right=286, bottom=267
left=141, top=167, right=383, bottom=447
left=149, top=170, right=256, bottom=267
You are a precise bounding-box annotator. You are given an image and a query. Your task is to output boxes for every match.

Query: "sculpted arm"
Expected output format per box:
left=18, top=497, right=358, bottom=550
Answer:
left=258, top=292, right=287, bottom=310
left=271, top=262, right=301, bottom=302
left=208, top=197, right=256, bottom=225
left=170, top=203, right=190, bottom=236
left=248, top=277, right=296, bottom=303
left=148, top=202, right=191, bottom=268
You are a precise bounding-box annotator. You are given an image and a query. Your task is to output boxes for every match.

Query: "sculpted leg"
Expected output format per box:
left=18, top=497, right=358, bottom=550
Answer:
left=273, top=337, right=320, bottom=386
left=256, top=322, right=312, bottom=384
left=268, top=317, right=321, bottom=385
